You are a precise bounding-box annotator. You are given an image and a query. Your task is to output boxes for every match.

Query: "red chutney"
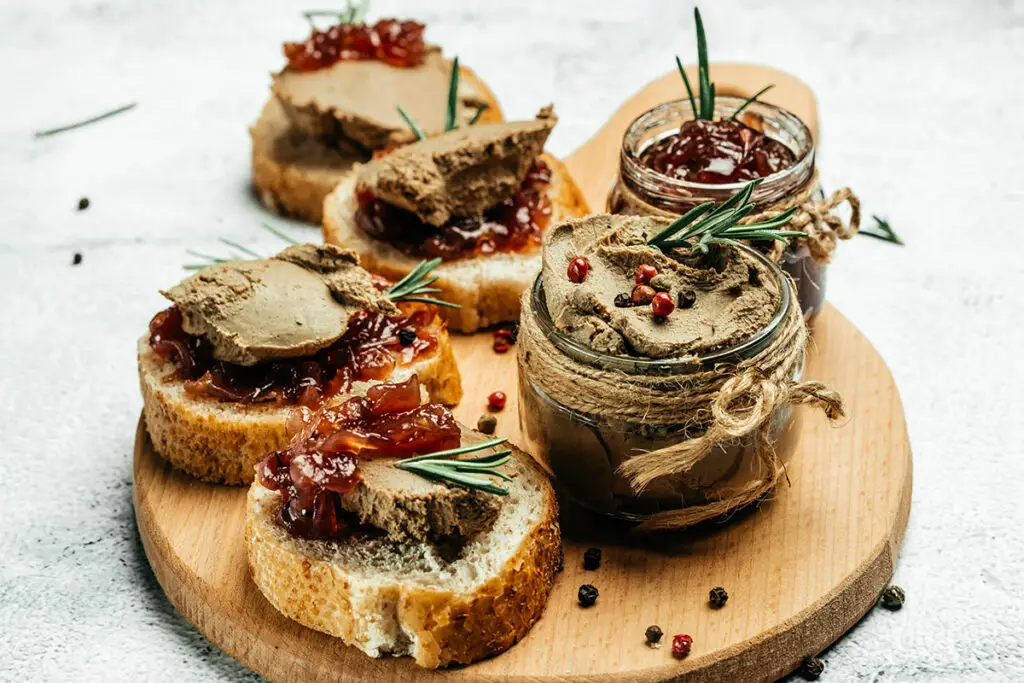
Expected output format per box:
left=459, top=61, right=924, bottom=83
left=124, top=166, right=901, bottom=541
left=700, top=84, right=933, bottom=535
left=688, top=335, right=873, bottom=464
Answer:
left=284, top=19, right=426, bottom=71
left=640, top=118, right=796, bottom=184
left=256, top=376, right=461, bottom=539
left=355, top=160, right=553, bottom=261
left=147, top=302, right=438, bottom=408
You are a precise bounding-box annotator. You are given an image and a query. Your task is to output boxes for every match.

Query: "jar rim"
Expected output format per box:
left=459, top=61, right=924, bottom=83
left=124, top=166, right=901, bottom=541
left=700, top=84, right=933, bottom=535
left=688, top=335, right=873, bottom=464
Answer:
left=620, top=97, right=815, bottom=208
left=529, top=243, right=792, bottom=375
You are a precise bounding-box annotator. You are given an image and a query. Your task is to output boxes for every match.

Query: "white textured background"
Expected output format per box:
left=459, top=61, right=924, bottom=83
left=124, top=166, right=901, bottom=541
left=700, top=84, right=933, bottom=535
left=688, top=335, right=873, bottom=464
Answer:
left=2, top=0, right=1023, bottom=680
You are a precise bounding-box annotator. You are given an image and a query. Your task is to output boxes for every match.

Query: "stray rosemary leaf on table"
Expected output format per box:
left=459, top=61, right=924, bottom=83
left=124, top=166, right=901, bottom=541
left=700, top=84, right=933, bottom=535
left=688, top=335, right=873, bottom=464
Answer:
left=859, top=215, right=904, bottom=245
left=395, top=438, right=513, bottom=495
left=34, top=103, right=137, bottom=139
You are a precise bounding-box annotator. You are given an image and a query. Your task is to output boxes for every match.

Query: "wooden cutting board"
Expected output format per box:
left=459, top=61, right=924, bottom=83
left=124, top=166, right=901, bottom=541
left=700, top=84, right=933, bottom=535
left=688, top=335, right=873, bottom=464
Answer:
left=133, top=65, right=910, bottom=682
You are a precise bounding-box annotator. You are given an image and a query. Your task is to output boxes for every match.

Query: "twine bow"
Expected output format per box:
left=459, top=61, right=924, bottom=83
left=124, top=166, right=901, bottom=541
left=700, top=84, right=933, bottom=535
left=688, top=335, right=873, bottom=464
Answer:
left=742, top=171, right=861, bottom=265
left=518, top=278, right=846, bottom=533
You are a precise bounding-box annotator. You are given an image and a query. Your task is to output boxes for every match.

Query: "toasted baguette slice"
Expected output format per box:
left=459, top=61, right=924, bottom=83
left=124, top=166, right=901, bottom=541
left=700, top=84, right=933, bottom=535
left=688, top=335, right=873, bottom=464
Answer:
left=322, top=152, right=589, bottom=332
left=251, top=64, right=503, bottom=224
left=245, top=430, right=562, bottom=669
left=137, top=326, right=462, bottom=485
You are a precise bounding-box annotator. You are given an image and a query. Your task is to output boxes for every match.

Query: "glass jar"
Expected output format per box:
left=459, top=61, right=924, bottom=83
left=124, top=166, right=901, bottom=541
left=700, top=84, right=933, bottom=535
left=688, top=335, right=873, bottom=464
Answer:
left=518, top=246, right=804, bottom=521
left=608, top=97, right=826, bottom=320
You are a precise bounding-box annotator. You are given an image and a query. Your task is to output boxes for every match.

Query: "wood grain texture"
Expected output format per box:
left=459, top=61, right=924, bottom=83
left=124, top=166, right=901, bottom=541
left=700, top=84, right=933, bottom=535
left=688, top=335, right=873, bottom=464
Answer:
left=134, top=305, right=911, bottom=682
left=133, top=64, right=910, bottom=682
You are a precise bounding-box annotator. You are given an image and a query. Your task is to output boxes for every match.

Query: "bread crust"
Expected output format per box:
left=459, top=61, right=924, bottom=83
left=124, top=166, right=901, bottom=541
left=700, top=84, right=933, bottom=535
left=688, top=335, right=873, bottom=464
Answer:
left=251, top=65, right=503, bottom=224
left=245, top=441, right=562, bottom=668
left=137, top=323, right=462, bottom=485
left=322, top=153, right=590, bottom=332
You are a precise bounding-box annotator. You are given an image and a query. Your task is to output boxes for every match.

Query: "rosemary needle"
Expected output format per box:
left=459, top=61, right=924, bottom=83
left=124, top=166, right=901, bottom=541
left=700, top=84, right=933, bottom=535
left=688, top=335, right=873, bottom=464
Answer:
left=34, top=103, right=137, bottom=138
left=650, top=179, right=805, bottom=252
left=395, top=438, right=513, bottom=495
left=859, top=215, right=905, bottom=246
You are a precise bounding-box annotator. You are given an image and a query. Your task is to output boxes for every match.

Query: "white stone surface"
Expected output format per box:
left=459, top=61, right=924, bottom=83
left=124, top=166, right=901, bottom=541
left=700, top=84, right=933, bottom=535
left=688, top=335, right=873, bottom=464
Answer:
left=1, top=0, right=1022, bottom=680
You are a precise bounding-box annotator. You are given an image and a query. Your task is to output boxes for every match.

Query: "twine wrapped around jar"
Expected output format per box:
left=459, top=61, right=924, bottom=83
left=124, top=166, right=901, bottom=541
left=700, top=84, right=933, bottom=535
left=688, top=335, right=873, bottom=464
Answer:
left=518, top=280, right=845, bottom=532
left=745, top=170, right=861, bottom=265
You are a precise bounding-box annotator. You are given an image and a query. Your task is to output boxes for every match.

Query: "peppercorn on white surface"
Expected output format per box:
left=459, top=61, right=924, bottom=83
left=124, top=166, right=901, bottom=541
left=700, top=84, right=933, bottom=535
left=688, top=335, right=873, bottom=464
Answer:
left=2, top=0, right=1024, bottom=681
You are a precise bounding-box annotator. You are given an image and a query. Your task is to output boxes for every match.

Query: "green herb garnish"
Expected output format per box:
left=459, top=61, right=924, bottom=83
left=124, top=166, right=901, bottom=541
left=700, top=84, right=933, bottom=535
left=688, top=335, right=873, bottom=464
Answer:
left=648, top=179, right=805, bottom=253
left=183, top=226, right=458, bottom=308
left=396, top=105, right=427, bottom=141
left=677, top=8, right=773, bottom=121
left=859, top=215, right=904, bottom=246
left=384, top=257, right=460, bottom=308
left=396, top=56, right=487, bottom=139
left=303, top=0, right=368, bottom=28
left=468, top=103, right=490, bottom=125
left=183, top=223, right=298, bottom=270
left=445, top=56, right=461, bottom=132
left=730, top=84, right=775, bottom=120
left=395, top=438, right=512, bottom=495
left=34, top=103, right=137, bottom=139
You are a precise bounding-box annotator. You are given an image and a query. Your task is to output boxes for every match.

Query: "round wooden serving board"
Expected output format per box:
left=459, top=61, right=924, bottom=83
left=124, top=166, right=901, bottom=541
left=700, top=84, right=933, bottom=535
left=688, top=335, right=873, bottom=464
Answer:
left=133, top=65, right=911, bottom=682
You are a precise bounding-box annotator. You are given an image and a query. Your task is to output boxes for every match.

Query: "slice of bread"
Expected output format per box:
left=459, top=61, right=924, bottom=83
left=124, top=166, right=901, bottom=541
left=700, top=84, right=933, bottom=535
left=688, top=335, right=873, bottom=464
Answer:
left=245, top=429, right=562, bottom=669
left=322, top=152, right=590, bottom=333
left=251, top=64, right=503, bottom=224
left=137, top=323, right=462, bottom=485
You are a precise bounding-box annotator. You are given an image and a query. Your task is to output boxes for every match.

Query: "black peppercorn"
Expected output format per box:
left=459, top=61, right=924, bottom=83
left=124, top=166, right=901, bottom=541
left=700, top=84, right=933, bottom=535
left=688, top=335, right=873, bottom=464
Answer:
left=709, top=586, right=728, bottom=609
left=583, top=547, right=601, bottom=570
left=614, top=293, right=632, bottom=308
left=800, top=656, right=825, bottom=680
left=72, top=252, right=83, bottom=266
left=880, top=584, right=905, bottom=610
left=644, top=625, right=663, bottom=646
left=77, top=197, right=90, bottom=211
left=397, top=328, right=417, bottom=346
left=578, top=584, right=598, bottom=607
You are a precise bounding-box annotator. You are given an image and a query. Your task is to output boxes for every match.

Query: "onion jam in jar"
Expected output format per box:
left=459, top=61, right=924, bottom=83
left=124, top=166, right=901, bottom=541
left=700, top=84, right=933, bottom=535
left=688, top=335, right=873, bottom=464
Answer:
left=608, top=97, right=827, bottom=320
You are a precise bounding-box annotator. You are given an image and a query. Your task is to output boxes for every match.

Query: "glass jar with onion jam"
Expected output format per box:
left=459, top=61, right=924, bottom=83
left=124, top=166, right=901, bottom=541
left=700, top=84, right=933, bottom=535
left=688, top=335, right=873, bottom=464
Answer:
left=608, top=97, right=827, bottom=319
left=517, top=249, right=803, bottom=522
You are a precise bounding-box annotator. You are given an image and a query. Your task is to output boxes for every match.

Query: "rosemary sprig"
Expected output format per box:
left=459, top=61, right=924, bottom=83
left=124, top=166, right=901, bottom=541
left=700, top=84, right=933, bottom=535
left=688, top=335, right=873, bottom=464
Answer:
left=859, top=215, right=905, bottom=246
left=730, top=84, right=775, bottom=120
left=395, top=438, right=512, bottom=495
left=396, top=56, right=488, bottom=138
left=384, top=257, right=461, bottom=308
left=676, top=8, right=773, bottom=121
left=303, top=0, right=368, bottom=28
left=468, top=103, right=490, bottom=125
left=650, top=179, right=805, bottom=254
left=182, top=224, right=297, bottom=270
left=676, top=56, right=699, bottom=120
left=694, top=8, right=713, bottom=121
left=181, top=227, right=459, bottom=309
left=260, top=221, right=299, bottom=245
left=34, top=103, right=137, bottom=138
left=396, top=105, right=427, bottom=141
left=445, top=56, right=460, bottom=132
